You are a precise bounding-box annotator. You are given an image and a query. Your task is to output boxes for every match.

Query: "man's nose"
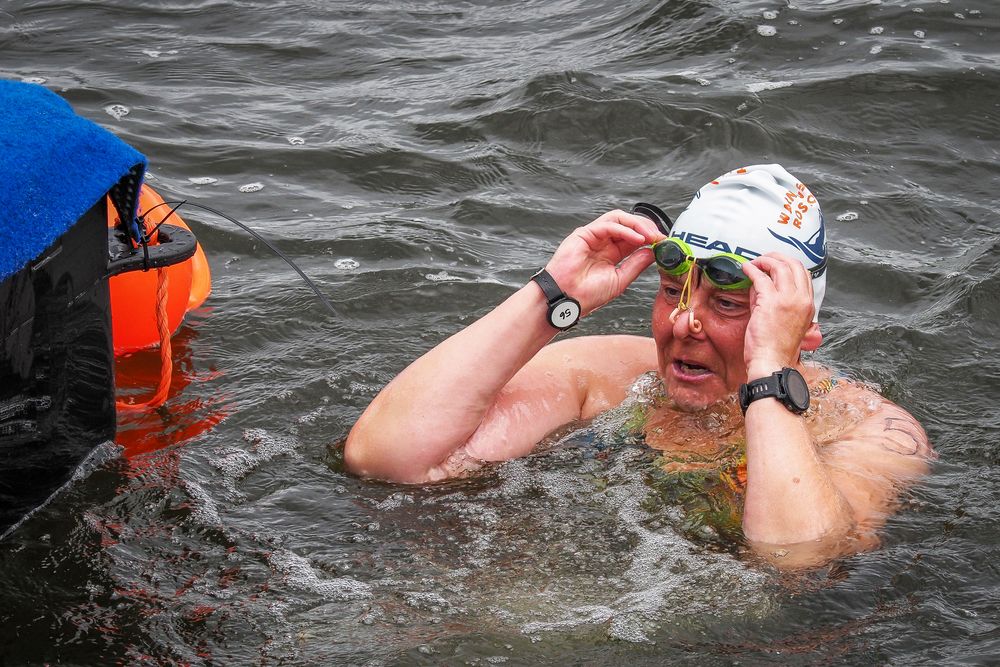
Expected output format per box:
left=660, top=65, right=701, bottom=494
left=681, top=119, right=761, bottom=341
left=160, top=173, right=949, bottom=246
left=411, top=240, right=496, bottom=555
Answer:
left=671, top=273, right=708, bottom=339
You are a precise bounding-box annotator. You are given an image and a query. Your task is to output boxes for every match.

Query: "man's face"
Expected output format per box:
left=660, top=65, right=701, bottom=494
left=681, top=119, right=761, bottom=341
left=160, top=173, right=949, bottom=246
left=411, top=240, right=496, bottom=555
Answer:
left=651, top=270, right=753, bottom=411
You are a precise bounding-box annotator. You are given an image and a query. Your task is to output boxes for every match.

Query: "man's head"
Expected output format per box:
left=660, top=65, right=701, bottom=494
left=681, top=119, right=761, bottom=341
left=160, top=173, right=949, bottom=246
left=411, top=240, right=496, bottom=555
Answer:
left=669, top=164, right=827, bottom=321
left=650, top=164, right=826, bottom=410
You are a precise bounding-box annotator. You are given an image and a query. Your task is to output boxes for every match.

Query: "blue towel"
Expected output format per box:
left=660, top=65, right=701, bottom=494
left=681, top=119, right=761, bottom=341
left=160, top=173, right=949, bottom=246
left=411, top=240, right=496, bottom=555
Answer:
left=0, top=80, right=146, bottom=282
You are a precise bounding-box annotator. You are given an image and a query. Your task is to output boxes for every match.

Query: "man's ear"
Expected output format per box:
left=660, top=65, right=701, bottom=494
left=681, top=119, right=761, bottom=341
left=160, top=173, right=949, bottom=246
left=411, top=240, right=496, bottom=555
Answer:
left=801, top=322, right=822, bottom=352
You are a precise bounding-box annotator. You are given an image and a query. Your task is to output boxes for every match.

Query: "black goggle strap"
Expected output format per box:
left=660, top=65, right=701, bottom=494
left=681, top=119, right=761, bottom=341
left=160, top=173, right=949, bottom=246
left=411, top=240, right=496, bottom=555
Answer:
left=808, top=256, right=828, bottom=279
left=631, top=202, right=673, bottom=235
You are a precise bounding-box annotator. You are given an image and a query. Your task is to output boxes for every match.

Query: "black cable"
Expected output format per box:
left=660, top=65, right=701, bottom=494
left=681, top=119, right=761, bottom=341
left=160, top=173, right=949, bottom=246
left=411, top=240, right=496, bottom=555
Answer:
left=152, top=200, right=340, bottom=318
left=144, top=201, right=184, bottom=239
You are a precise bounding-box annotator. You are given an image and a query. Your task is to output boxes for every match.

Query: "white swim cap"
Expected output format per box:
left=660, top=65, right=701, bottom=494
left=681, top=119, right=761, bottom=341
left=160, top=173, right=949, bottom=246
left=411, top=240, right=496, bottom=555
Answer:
left=671, top=164, right=827, bottom=321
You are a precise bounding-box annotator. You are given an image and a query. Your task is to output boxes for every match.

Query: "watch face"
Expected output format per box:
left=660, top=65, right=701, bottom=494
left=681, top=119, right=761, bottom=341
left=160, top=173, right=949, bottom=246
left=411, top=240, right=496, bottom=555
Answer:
left=548, top=299, right=581, bottom=329
left=783, top=369, right=810, bottom=411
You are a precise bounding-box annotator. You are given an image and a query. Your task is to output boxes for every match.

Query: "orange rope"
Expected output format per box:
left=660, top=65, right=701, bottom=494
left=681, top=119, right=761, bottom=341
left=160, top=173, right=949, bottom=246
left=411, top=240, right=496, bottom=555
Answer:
left=116, top=268, right=173, bottom=412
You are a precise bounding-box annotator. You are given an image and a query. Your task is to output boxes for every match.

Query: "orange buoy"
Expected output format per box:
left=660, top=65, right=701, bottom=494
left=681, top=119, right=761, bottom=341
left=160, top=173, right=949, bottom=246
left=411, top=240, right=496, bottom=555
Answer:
left=106, top=185, right=211, bottom=355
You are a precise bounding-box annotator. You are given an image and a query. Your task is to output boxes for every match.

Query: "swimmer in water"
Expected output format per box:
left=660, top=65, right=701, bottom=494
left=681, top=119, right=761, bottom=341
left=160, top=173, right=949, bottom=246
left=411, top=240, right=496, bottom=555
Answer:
left=344, top=164, right=934, bottom=568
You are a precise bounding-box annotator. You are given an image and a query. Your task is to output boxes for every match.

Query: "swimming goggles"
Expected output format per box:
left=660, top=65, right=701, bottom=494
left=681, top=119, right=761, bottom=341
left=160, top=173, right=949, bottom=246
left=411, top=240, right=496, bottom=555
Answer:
left=652, top=237, right=752, bottom=290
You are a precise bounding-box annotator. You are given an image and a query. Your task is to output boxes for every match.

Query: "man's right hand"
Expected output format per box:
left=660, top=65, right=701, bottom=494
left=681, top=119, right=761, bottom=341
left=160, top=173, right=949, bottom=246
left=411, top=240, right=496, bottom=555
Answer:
left=543, top=210, right=664, bottom=316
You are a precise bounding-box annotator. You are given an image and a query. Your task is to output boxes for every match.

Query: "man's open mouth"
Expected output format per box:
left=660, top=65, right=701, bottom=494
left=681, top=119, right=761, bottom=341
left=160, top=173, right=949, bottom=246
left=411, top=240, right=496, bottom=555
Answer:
left=674, top=359, right=712, bottom=377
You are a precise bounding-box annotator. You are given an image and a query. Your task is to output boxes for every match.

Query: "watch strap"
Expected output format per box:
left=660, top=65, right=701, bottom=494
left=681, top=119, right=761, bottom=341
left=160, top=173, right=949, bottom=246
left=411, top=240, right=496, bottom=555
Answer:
left=531, top=269, right=581, bottom=330
left=531, top=269, right=564, bottom=305
left=740, top=374, right=782, bottom=414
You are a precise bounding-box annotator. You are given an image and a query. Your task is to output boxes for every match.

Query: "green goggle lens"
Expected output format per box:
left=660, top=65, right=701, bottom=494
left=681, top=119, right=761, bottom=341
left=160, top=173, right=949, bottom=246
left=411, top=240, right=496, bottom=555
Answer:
left=652, top=238, right=750, bottom=290
left=702, top=256, right=748, bottom=288
left=652, top=241, right=689, bottom=275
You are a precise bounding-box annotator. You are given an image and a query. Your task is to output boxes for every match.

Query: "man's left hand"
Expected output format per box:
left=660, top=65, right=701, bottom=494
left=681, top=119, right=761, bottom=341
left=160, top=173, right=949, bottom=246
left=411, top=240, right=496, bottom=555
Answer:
left=741, top=252, right=816, bottom=378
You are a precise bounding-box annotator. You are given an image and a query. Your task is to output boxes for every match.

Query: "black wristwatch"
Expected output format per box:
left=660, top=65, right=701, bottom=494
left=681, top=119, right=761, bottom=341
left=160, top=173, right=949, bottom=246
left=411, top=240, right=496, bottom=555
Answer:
left=531, top=269, right=581, bottom=330
left=739, top=367, right=810, bottom=415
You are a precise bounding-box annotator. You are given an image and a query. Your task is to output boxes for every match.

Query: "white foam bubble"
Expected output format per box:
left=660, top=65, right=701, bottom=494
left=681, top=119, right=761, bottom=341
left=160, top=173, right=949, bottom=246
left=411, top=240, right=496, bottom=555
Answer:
left=141, top=49, right=178, bottom=58
left=763, top=10, right=778, bottom=19
left=104, top=104, right=130, bottom=120
left=757, top=25, right=777, bottom=37
left=296, top=405, right=325, bottom=424
left=403, top=591, right=450, bottom=612
left=182, top=479, right=223, bottom=526
left=209, top=428, right=300, bottom=497
left=268, top=550, right=372, bottom=601
left=837, top=211, right=860, bottom=222
left=425, top=270, right=462, bottom=282
left=870, top=26, right=885, bottom=35
left=914, top=30, right=926, bottom=38
left=374, top=492, right=415, bottom=511
left=609, top=615, right=650, bottom=643
left=21, top=76, right=46, bottom=84
left=334, top=258, right=360, bottom=270
left=287, top=136, right=305, bottom=145
left=870, top=44, right=883, bottom=55
left=188, top=176, right=218, bottom=185
left=747, top=80, right=793, bottom=93
left=238, top=182, right=264, bottom=193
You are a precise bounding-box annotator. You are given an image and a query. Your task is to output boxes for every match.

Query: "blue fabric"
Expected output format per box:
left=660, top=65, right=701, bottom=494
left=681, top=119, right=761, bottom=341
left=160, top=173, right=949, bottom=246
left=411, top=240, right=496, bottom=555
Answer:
left=0, top=80, right=146, bottom=282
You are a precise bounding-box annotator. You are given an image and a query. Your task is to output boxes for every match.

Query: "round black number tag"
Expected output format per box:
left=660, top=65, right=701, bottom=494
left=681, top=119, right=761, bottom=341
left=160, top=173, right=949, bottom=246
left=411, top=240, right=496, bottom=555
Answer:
left=547, top=298, right=581, bottom=329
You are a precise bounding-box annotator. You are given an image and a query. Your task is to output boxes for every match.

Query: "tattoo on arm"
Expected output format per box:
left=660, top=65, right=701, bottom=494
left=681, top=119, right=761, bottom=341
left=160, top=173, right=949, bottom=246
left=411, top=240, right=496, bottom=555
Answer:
left=882, top=417, right=924, bottom=455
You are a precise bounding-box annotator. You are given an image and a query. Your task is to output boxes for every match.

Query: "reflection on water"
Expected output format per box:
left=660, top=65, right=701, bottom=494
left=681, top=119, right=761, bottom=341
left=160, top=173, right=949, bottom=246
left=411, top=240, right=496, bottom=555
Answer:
left=1, top=0, right=1000, bottom=663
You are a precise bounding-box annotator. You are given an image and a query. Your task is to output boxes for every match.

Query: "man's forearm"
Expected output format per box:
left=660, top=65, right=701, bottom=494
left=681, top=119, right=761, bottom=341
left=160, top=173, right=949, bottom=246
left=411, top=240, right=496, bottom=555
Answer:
left=741, top=391, right=854, bottom=546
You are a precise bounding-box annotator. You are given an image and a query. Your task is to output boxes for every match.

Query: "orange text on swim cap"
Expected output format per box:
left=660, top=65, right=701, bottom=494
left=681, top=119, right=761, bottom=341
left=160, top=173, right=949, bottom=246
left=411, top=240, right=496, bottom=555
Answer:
left=777, top=182, right=817, bottom=229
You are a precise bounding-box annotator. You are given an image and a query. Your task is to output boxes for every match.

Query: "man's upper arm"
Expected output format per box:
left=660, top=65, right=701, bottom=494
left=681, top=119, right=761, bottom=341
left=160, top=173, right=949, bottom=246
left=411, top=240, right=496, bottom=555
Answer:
left=460, top=335, right=657, bottom=463
left=821, top=399, right=934, bottom=530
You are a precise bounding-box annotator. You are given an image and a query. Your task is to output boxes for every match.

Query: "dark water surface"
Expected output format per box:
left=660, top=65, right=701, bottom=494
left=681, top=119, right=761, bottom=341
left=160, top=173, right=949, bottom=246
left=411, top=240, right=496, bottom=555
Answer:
left=3, top=0, right=1000, bottom=664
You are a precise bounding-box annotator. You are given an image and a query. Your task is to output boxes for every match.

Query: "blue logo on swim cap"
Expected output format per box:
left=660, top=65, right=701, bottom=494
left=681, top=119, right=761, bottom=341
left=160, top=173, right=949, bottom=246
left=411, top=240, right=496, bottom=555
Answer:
left=767, top=221, right=826, bottom=266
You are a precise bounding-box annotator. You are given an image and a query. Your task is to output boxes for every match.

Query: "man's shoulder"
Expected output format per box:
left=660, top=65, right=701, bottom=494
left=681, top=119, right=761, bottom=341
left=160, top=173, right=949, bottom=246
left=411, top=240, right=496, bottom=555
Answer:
left=805, top=366, right=933, bottom=459
left=547, top=333, right=656, bottom=354
left=528, top=335, right=658, bottom=420
left=540, top=334, right=657, bottom=369
left=813, top=374, right=934, bottom=466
